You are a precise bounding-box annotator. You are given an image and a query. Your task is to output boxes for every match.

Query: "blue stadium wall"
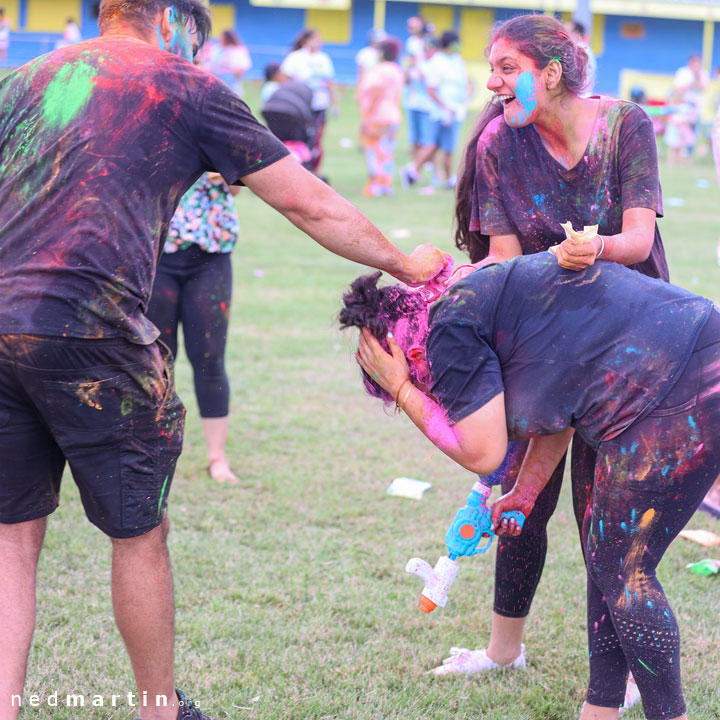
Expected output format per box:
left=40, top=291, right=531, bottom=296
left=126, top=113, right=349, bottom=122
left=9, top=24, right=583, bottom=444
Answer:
left=2, top=0, right=718, bottom=98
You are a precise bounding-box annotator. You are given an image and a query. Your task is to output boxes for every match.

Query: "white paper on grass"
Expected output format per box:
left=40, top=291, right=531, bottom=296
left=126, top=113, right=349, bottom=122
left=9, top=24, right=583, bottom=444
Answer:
left=386, top=477, right=432, bottom=500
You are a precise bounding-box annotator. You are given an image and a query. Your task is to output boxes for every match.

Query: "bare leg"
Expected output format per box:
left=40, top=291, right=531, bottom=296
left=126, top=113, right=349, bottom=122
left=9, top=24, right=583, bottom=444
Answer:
left=0, top=518, right=46, bottom=720
left=486, top=612, right=526, bottom=665
left=203, top=416, right=238, bottom=484
left=579, top=704, right=619, bottom=720
left=111, top=518, right=177, bottom=720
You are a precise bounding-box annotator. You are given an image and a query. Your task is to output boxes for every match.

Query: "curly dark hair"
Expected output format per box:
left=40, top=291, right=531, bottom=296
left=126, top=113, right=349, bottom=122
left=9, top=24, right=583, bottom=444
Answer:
left=99, top=0, right=212, bottom=47
left=454, top=14, right=590, bottom=262
left=338, top=272, right=429, bottom=405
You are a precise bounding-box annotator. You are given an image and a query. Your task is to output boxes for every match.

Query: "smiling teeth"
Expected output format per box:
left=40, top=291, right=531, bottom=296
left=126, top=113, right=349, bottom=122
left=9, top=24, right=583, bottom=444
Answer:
left=497, top=94, right=515, bottom=103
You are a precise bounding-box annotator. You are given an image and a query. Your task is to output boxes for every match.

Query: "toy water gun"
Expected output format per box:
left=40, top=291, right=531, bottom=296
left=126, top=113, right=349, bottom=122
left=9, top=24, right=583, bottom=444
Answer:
left=406, top=479, right=525, bottom=612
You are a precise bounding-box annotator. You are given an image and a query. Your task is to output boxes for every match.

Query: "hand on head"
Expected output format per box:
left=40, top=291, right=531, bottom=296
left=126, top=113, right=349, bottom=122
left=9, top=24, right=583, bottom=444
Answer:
left=356, top=328, right=410, bottom=398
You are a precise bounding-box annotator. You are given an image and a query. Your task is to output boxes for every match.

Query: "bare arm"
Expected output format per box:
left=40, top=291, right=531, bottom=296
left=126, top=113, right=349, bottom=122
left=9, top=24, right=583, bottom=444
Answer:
left=489, top=428, right=575, bottom=533
left=484, top=234, right=523, bottom=265
left=553, top=207, right=656, bottom=271
left=241, top=156, right=448, bottom=284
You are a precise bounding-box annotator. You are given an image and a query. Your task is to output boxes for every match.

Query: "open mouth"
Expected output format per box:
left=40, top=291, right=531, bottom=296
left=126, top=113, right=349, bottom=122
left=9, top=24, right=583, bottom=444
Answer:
left=496, top=94, right=515, bottom=106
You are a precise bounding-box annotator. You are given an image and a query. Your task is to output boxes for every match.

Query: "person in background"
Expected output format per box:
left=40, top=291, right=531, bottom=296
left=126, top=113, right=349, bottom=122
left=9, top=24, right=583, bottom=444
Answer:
left=261, top=60, right=282, bottom=102
left=146, top=172, right=241, bottom=485
left=281, top=28, right=337, bottom=178
left=664, top=89, right=697, bottom=166
left=565, top=20, right=596, bottom=96
left=401, top=29, right=436, bottom=188
left=358, top=36, right=405, bottom=197
left=0, top=7, right=11, bottom=65
left=355, top=28, right=386, bottom=86
left=64, top=17, right=82, bottom=43
left=424, top=30, right=472, bottom=190
left=405, top=16, right=427, bottom=61
left=205, top=29, right=252, bottom=98
left=673, top=53, right=709, bottom=159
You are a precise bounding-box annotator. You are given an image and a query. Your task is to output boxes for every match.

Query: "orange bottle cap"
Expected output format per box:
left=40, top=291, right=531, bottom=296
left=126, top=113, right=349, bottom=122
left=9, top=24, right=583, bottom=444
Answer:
left=419, top=595, right=437, bottom=613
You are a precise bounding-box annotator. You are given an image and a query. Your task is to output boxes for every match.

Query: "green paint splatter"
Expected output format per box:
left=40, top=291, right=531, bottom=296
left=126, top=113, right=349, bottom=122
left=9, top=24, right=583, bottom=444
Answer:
left=42, top=61, right=97, bottom=128
left=637, top=658, right=657, bottom=676
left=157, top=475, right=169, bottom=515
left=120, top=395, right=133, bottom=416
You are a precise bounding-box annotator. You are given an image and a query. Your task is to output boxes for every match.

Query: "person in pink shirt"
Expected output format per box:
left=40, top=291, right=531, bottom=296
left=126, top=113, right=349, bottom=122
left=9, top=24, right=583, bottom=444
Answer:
left=358, top=37, right=405, bottom=197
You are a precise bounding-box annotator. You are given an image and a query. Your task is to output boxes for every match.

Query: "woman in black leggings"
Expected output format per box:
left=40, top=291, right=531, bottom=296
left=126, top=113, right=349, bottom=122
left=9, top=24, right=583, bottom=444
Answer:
left=147, top=172, right=239, bottom=483
left=343, top=253, right=720, bottom=719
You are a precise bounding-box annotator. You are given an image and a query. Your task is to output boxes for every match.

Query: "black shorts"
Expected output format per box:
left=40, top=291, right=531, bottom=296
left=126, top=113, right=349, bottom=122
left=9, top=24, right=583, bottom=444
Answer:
left=0, top=335, right=185, bottom=538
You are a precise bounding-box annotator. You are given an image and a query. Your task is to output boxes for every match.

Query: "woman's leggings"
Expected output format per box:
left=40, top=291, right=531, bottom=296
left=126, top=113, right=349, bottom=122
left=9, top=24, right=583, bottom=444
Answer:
left=146, top=245, right=232, bottom=418
left=494, top=311, right=720, bottom=718
left=494, top=436, right=595, bottom=616
left=362, top=124, right=398, bottom=191
left=583, top=314, right=720, bottom=718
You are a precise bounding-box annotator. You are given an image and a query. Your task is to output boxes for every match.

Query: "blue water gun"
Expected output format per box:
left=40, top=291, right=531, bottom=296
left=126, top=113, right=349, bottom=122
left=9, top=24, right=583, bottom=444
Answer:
left=406, top=479, right=525, bottom=612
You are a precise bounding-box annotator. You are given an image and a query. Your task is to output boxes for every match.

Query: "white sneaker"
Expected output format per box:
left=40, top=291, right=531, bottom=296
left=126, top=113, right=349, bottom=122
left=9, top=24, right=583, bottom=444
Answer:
left=619, top=673, right=641, bottom=715
left=428, top=644, right=526, bottom=676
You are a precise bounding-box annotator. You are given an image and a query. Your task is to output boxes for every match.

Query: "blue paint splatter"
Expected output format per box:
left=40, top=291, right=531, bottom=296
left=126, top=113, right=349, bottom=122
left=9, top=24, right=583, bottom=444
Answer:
left=506, top=72, right=537, bottom=126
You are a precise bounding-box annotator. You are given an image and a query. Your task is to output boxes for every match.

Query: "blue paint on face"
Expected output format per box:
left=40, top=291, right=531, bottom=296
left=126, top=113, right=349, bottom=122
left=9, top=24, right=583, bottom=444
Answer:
left=506, top=71, right=537, bottom=127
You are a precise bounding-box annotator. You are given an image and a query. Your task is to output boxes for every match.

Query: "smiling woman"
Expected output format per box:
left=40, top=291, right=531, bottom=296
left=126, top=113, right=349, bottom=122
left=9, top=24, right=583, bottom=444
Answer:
left=445, top=12, right=674, bottom=718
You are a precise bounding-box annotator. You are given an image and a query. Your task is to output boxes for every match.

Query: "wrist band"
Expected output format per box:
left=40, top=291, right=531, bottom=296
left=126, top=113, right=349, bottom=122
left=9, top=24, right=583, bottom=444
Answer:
left=596, top=235, right=605, bottom=259
left=399, top=384, right=414, bottom=411
left=394, top=378, right=412, bottom=409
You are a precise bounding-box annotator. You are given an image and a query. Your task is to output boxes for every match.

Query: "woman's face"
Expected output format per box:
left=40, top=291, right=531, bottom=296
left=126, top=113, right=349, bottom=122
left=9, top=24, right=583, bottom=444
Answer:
left=306, top=32, right=322, bottom=51
left=487, top=37, right=546, bottom=128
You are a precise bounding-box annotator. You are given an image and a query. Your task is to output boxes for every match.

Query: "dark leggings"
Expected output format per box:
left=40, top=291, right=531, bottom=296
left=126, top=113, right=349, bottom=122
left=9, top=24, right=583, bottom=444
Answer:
left=494, top=437, right=594, bottom=616
left=583, top=316, right=720, bottom=718
left=146, top=245, right=232, bottom=418
left=495, top=312, right=720, bottom=718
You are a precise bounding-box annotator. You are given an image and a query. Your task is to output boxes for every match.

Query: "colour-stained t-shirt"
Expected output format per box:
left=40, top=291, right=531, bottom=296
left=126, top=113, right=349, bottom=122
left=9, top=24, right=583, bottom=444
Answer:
left=470, top=97, right=669, bottom=281
left=164, top=173, right=239, bottom=255
left=0, top=36, right=289, bottom=344
left=427, top=254, right=712, bottom=447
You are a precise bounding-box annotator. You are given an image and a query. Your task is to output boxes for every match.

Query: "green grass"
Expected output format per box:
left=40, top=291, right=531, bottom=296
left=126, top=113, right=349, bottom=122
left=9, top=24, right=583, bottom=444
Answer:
left=20, top=84, right=720, bottom=720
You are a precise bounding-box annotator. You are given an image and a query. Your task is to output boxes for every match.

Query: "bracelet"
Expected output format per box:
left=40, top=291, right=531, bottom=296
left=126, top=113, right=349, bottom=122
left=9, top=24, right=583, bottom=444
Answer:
left=399, top=383, right=415, bottom=411
left=596, top=235, right=605, bottom=259
left=394, top=378, right=412, bottom=409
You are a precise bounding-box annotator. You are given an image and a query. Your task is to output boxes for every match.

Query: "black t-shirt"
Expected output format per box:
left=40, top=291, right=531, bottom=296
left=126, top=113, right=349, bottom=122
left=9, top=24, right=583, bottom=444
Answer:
left=470, top=98, right=669, bottom=281
left=427, top=254, right=712, bottom=447
left=0, top=36, right=289, bottom=343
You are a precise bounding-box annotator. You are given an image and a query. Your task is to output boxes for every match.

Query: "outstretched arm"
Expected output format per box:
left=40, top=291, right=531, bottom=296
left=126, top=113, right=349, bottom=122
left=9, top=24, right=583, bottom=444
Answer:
left=242, top=156, right=450, bottom=285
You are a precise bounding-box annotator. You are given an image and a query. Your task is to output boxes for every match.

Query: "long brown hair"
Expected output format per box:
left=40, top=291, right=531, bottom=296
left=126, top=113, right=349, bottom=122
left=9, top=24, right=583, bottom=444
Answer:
left=454, top=14, right=590, bottom=262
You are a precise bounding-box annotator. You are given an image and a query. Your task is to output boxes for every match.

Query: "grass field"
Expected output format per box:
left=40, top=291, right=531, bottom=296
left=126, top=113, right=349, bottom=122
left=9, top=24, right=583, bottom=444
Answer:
left=20, top=84, right=720, bottom=720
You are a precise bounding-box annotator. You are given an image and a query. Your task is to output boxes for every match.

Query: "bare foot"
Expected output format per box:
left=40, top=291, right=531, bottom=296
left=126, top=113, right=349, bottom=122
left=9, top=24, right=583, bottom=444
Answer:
left=207, top=458, right=239, bottom=484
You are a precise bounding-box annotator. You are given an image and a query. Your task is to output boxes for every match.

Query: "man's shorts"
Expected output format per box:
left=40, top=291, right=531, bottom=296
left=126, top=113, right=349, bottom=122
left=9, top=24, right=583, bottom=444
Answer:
left=431, top=119, right=462, bottom=154
left=0, top=335, right=185, bottom=538
left=407, top=109, right=433, bottom=148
